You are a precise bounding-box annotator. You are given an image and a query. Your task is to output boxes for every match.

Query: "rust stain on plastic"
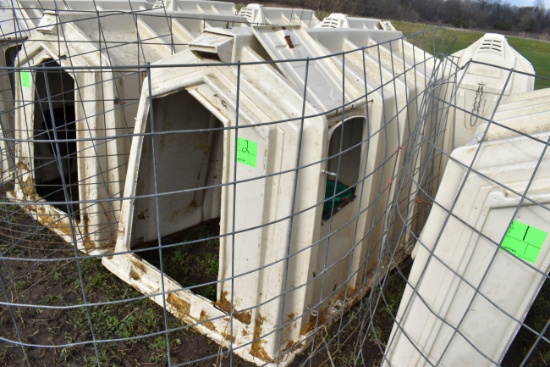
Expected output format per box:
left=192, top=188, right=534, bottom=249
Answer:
left=82, top=236, right=95, bottom=250
left=36, top=208, right=71, bottom=236
left=81, top=215, right=95, bottom=249
left=167, top=293, right=190, bottom=317
left=129, top=269, right=141, bottom=280
left=20, top=175, right=35, bottom=197
left=199, top=311, right=216, bottom=331
left=250, top=314, right=270, bottom=362
left=222, top=332, right=235, bottom=342
left=346, top=287, right=357, bottom=298
left=235, top=310, right=252, bottom=325
left=300, top=309, right=329, bottom=336
left=215, top=291, right=231, bottom=313
left=130, top=257, right=148, bottom=273
left=17, top=161, right=30, bottom=172
left=215, top=291, right=251, bottom=324
left=284, top=35, right=294, bottom=48
left=286, top=312, right=297, bottom=323
left=282, top=339, right=299, bottom=354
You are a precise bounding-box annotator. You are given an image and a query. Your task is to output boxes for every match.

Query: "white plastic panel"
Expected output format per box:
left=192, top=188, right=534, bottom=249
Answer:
left=251, top=25, right=364, bottom=111
left=0, top=0, right=37, bottom=40
left=384, top=129, right=550, bottom=366
left=110, top=40, right=330, bottom=364
left=166, top=0, right=237, bottom=14
left=307, top=27, right=437, bottom=252
left=474, top=90, right=550, bottom=142
left=239, top=3, right=319, bottom=27
left=0, top=43, right=22, bottom=181
left=500, top=87, right=550, bottom=105
left=15, top=0, right=154, bottom=26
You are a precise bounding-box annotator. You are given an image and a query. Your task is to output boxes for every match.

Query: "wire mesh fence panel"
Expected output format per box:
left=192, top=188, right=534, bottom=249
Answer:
left=0, top=2, right=548, bottom=367
left=382, top=66, right=550, bottom=366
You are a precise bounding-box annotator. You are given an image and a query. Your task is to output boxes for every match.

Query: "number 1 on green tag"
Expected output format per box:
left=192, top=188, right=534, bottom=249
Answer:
left=501, top=220, right=547, bottom=263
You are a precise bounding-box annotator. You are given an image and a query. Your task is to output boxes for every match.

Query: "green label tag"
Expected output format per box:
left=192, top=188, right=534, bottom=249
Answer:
left=21, top=71, right=31, bottom=89
left=501, top=220, right=547, bottom=263
left=237, top=137, right=257, bottom=167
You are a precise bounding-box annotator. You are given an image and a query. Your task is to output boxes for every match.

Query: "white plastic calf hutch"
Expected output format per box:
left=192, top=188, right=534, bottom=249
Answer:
left=12, top=10, right=194, bottom=252
left=103, top=34, right=327, bottom=365
left=419, top=33, right=534, bottom=232
left=101, top=23, right=426, bottom=365
left=441, top=33, right=534, bottom=163
left=383, top=96, right=550, bottom=366
left=11, top=5, right=252, bottom=252
left=0, top=0, right=39, bottom=181
left=0, top=1, right=156, bottom=181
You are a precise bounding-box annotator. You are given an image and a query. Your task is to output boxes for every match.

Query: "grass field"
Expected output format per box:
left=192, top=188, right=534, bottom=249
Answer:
left=393, top=21, right=550, bottom=90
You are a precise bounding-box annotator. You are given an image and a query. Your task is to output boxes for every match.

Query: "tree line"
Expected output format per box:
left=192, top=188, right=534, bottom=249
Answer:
left=258, top=0, right=550, bottom=34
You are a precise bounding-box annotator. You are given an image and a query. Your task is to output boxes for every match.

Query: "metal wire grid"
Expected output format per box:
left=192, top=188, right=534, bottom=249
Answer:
left=379, top=62, right=550, bottom=366
left=0, top=7, right=546, bottom=367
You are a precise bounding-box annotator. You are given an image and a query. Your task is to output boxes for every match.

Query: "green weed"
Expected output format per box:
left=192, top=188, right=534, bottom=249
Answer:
left=196, top=285, right=216, bottom=300
left=205, top=252, right=219, bottom=276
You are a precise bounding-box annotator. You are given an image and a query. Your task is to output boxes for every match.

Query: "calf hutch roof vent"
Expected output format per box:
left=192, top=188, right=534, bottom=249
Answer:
left=238, top=3, right=319, bottom=27
left=479, top=35, right=504, bottom=54
left=317, top=13, right=348, bottom=28
left=316, top=13, right=395, bottom=30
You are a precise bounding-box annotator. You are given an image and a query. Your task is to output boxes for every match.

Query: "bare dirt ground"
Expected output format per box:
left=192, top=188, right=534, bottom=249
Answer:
left=0, top=193, right=546, bottom=366
left=0, top=197, right=255, bottom=367
left=0, top=191, right=405, bottom=367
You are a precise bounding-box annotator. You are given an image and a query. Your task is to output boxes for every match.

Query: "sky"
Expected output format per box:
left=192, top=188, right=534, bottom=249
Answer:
left=506, top=0, right=549, bottom=7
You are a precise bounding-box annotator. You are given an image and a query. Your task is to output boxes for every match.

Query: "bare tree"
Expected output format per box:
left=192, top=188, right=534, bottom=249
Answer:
left=251, top=0, right=549, bottom=34
left=534, top=0, right=546, bottom=17
left=477, top=0, right=491, bottom=10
